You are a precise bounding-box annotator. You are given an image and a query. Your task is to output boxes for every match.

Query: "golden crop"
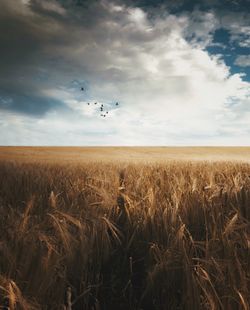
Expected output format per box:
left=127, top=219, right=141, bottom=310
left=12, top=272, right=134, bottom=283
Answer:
left=0, top=148, right=249, bottom=309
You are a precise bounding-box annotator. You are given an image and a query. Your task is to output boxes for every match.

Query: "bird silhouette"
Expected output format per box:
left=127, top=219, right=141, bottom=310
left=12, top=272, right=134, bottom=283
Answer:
left=77, top=86, right=120, bottom=118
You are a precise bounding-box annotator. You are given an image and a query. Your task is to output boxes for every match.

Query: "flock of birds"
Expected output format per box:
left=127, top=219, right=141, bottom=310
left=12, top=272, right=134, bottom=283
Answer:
left=81, top=87, right=119, bottom=118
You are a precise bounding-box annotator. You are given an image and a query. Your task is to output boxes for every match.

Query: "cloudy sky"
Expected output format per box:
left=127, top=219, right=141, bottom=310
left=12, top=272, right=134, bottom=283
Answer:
left=0, top=0, right=250, bottom=146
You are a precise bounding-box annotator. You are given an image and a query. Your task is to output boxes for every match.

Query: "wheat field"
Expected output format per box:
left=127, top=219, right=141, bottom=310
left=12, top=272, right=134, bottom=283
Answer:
left=0, top=147, right=250, bottom=309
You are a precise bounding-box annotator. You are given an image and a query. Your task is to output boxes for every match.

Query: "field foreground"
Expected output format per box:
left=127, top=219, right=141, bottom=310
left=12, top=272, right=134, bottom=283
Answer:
left=0, top=148, right=250, bottom=309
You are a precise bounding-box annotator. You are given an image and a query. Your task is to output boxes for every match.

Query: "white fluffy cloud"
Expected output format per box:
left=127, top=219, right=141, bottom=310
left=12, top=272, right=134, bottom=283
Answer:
left=1, top=0, right=250, bottom=145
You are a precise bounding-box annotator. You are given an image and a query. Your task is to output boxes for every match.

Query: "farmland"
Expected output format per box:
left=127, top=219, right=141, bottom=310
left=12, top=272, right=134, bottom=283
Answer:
left=1, top=146, right=250, bottom=163
left=0, top=147, right=250, bottom=309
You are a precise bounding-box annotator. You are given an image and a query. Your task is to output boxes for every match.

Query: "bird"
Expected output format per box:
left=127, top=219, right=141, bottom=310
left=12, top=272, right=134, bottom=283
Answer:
left=94, top=102, right=97, bottom=105
left=116, top=102, right=119, bottom=106
left=81, top=87, right=84, bottom=91
left=87, top=102, right=90, bottom=105
left=106, top=111, right=108, bottom=114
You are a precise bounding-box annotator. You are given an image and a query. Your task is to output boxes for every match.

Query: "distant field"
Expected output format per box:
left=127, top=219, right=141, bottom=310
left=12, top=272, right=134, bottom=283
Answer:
left=1, top=146, right=250, bottom=163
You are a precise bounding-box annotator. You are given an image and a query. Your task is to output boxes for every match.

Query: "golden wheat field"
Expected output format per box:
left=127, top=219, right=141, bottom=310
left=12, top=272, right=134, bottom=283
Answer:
left=0, top=147, right=250, bottom=309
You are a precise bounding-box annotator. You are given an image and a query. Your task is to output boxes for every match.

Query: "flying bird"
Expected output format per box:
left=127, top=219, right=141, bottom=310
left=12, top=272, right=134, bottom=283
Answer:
left=76, top=87, right=119, bottom=118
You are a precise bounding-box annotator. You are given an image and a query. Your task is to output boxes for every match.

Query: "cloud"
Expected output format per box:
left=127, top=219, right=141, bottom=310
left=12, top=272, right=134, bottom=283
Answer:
left=218, top=10, right=250, bottom=47
left=0, top=0, right=250, bottom=145
left=0, top=93, right=66, bottom=117
left=235, top=55, right=250, bottom=67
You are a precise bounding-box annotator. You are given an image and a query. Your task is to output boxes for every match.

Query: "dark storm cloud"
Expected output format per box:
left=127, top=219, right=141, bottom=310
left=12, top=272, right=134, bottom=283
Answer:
left=0, top=93, right=64, bottom=116
left=0, top=2, right=48, bottom=114
left=0, top=0, right=130, bottom=117
left=124, top=0, right=250, bottom=12
left=0, top=0, right=88, bottom=116
left=0, top=3, right=41, bottom=73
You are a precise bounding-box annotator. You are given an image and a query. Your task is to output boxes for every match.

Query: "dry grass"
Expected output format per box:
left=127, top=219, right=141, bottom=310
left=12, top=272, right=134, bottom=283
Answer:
left=0, top=149, right=250, bottom=309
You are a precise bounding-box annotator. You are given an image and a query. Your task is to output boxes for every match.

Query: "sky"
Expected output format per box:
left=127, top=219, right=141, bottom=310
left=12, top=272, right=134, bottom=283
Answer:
left=0, top=0, right=250, bottom=146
